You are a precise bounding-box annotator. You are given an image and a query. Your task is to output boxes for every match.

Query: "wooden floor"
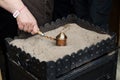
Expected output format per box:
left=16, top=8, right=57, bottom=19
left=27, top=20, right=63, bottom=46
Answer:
left=0, top=70, right=2, bottom=80
left=116, top=22, right=120, bottom=80
left=116, top=52, right=120, bottom=80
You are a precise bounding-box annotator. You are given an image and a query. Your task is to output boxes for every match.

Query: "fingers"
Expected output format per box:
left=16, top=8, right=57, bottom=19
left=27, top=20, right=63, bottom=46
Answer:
left=23, top=23, right=34, bottom=33
left=17, top=21, right=39, bottom=35
left=17, top=22, right=24, bottom=30
left=28, top=23, right=34, bottom=33
left=31, top=24, right=40, bottom=35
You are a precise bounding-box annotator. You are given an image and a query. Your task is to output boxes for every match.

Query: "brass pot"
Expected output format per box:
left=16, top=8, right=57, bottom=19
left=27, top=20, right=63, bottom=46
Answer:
left=56, top=32, right=67, bottom=46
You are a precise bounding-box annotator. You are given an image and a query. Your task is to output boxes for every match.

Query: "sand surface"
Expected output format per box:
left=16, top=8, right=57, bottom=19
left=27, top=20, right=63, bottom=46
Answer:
left=10, top=23, right=111, bottom=62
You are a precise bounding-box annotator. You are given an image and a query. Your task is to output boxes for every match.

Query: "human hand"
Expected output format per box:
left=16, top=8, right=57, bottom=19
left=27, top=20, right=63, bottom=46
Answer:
left=16, top=7, right=39, bottom=35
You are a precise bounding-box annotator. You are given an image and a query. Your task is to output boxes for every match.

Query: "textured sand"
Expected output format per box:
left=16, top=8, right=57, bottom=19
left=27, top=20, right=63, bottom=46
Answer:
left=10, top=23, right=111, bottom=61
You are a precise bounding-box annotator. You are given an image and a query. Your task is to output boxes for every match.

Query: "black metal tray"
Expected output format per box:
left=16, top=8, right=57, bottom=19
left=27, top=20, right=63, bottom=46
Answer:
left=5, top=15, right=117, bottom=80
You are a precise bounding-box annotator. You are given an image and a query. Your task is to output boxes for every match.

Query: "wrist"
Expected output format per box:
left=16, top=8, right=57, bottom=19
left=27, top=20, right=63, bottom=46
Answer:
left=13, top=6, right=26, bottom=18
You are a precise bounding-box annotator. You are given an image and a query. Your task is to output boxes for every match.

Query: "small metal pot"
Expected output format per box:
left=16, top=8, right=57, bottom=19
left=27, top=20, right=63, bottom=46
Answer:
left=56, top=32, right=67, bottom=46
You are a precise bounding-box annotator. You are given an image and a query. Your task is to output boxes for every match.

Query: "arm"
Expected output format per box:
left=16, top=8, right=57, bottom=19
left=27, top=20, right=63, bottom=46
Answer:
left=0, top=0, right=40, bottom=34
